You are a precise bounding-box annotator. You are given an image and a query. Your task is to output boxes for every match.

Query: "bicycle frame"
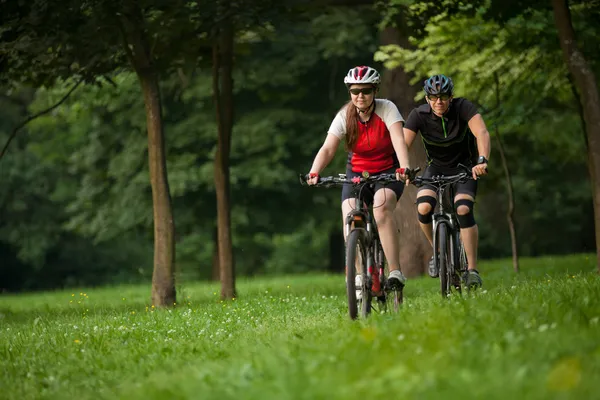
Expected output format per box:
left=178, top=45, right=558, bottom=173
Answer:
left=412, top=168, right=473, bottom=293
left=431, top=183, right=462, bottom=280
left=300, top=172, right=399, bottom=301
left=343, top=180, right=384, bottom=297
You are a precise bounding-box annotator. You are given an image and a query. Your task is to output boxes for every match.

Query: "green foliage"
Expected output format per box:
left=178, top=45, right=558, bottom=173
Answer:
left=0, top=84, right=153, bottom=291
left=375, top=7, right=571, bottom=117
left=377, top=0, right=484, bottom=35
left=1, top=6, right=380, bottom=286
left=375, top=1, right=596, bottom=258
left=0, top=0, right=124, bottom=86
left=2, top=1, right=598, bottom=290
left=0, top=254, right=598, bottom=399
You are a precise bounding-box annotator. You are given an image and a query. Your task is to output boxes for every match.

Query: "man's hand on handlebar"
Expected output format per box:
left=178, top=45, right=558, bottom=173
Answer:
left=472, top=163, right=488, bottom=180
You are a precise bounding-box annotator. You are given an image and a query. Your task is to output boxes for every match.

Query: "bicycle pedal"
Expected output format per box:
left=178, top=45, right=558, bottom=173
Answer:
left=385, top=280, right=404, bottom=291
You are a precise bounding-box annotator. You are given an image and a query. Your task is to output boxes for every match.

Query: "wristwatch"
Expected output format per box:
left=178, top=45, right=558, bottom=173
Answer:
left=477, top=156, right=488, bottom=165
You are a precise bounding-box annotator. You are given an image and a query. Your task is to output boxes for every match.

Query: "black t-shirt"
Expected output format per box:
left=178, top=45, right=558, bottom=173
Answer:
left=404, top=98, right=479, bottom=168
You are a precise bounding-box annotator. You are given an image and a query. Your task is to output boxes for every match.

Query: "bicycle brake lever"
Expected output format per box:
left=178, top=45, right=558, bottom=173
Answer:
left=407, top=167, right=421, bottom=181
left=299, top=173, right=308, bottom=185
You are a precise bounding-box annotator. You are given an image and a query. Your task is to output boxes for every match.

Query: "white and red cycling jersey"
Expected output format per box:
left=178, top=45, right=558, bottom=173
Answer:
left=327, top=99, right=404, bottom=174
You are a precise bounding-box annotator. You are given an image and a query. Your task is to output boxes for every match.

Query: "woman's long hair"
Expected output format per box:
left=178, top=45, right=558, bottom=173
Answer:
left=343, top=87, right=376, bottom=151
left=343, top=101, right=359, bottom=151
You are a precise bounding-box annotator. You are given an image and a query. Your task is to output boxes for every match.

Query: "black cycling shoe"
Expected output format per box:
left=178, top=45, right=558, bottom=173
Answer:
left=463, top=269, right=483, bottom=289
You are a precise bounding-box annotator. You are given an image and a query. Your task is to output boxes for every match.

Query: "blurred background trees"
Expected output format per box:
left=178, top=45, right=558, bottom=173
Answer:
left=0, top=0, right=596, bottom=293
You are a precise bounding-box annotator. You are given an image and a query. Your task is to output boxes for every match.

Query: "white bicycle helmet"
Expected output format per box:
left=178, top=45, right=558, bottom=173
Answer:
left=344, top=66, right=381, bottom=87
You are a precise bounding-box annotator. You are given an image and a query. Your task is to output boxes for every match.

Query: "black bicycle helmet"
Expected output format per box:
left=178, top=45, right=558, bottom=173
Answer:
left=423, top=74, right=454, bottom=96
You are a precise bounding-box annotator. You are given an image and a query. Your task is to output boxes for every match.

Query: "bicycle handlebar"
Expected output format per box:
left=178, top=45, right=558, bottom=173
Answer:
left=299, top=173, right=395, bottom=187
left=299, top=167, right=421, bottom=187
left=410, top=164, right=477, bottom=187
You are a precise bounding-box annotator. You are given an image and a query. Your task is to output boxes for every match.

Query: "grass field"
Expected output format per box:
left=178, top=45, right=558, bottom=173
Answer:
left=1, top=254, right=599, bottom=400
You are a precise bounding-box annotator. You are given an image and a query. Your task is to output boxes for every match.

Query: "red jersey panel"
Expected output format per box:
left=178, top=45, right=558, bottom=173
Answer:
left=327, top=99, right=404, bottom=174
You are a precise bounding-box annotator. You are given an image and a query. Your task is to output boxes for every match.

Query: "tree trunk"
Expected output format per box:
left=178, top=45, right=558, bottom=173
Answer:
left=552, top=0, right=600, bottom=273
left=211, top=227, right=220, bottom=281
left=494, top=73, right=519, bottom=272
left=379, top=26, right=431, bottom=277
left=118, top=5, right=176, bottom=307
left=494, top=129, right=519, bottom=272
left=212, top=7, right=236, bottom=299
left=140, top=72, right=177, bottom=306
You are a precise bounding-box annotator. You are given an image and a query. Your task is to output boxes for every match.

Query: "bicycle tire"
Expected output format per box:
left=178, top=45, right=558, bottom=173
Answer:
left=437, top=223, right=451, bottom=298
left=456, top=234, right=467, bottom=292
left=459, top=237, right=468, bottom=272
left=345, top=229, right=371, bottom=319
left=375, top=243, right=402, bottom=313
left=373, top=242, right=387, bottom=314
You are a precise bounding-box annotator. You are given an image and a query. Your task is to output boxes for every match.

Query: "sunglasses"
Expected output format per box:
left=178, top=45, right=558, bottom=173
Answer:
left=427, top=94, right=450, bottom=101
left=349, top=88, right=375, bottom=96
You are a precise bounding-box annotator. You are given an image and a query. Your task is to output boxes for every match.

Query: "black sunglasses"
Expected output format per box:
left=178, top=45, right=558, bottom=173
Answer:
left=427, top=94, right=450, bottom=101
left=349, top=87, right=375, bottom=96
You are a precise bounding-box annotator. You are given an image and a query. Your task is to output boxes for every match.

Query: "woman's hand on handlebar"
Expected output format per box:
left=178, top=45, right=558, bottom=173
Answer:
left=307, top=172, right=319, bottom=185
left=396, top=167, right=420, bottom=185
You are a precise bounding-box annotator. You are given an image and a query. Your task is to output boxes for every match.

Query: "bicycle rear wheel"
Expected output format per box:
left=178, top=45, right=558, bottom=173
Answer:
left=346, top=229, right=371, bottom=319
left=437, top=223, right=451, bottom=298
left=375, top=244, right=402, bottom=314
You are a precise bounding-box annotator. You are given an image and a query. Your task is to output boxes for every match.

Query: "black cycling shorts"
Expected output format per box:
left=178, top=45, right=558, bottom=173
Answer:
left=341, top=166, right=405, bottom=205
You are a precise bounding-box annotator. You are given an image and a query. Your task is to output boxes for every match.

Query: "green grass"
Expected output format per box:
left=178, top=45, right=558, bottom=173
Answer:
left=1, top=253, right=599, bottom=400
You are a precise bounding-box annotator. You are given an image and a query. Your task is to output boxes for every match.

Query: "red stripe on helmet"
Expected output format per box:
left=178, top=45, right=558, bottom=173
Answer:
left=354, top=66, right=368, bottom=79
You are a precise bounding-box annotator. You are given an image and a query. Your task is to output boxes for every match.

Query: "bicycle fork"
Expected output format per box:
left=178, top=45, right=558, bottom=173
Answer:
left=345, top=213, right=385, bottom=296
left=432, top=214, right=457, bottom=275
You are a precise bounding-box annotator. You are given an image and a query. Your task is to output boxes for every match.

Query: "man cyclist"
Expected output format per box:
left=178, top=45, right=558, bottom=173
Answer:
left=403, top=74, right=491, bottom=287
left=307, top=65, right=412, bottom=292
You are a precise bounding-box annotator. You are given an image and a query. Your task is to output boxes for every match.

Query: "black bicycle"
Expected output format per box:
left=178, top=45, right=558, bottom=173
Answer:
left=300, top=171, right=405, bottom=319
left=411, top=165, right=476, bottom=298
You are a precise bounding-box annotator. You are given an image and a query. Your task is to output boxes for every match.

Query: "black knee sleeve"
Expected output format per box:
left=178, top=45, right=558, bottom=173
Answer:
left=416, top=196, right=436, bottom=224
left=454, top=199, right=476, bottom=228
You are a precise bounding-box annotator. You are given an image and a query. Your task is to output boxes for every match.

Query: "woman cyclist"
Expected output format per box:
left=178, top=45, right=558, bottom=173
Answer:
left=306, top=65, right=412, bottom=290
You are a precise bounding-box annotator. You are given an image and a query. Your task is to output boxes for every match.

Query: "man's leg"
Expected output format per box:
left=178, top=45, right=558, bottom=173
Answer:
left=454, top=193, right=482, bottom=287
left=416, top=189, right=437, bottom=246
left=455, top=194, right=477, bottom=269
left=416, top=189, right=437, bottom=277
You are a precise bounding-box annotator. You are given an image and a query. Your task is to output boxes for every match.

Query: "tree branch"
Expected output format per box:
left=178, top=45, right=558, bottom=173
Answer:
left=103, top=75, right=118, bottom=87
left=0, top=78, right=84, bottom=160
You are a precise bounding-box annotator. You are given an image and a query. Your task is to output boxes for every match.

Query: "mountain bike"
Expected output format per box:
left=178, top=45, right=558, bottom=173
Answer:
left=411, top=165, right=475, bottom=298
left=300, top=171, right=406, bottom=319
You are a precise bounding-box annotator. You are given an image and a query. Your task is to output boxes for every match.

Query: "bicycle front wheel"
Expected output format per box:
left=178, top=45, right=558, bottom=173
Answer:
left=437, top=223, right=451, bottom=298
left=346, top=229, right=371, bottom=319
